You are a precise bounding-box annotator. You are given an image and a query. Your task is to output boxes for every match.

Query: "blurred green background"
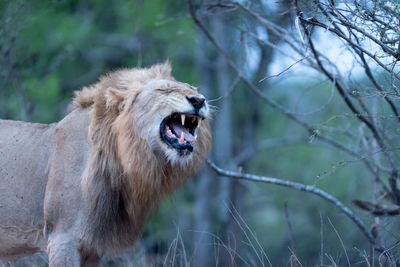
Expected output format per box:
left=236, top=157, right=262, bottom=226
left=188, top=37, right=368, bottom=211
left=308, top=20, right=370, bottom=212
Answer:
left=1, top=0, right=399, bottom=266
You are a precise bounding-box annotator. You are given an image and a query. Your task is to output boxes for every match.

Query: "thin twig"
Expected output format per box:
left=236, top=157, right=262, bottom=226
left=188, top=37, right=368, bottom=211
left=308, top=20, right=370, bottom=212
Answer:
left=298, top=17, right=400, bottom=81
left=327, top=217, right=351, bottom=267
left=320, top=214, right=324, bottom=267
left=284, top=202, right=298, bottom=267
left=259, top=57, right=308, bottom=83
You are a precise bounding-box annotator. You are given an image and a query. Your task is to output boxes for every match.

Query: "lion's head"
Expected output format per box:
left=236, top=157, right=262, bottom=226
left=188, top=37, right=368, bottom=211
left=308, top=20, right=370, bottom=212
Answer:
left=74, top=61, right=211, bottom=173
left=126, top=70, right=211, bottom=165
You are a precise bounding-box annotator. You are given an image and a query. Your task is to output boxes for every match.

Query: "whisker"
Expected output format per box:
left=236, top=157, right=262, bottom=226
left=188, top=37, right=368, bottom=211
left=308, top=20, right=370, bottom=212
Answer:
left=204, top=74, right=241, bottom=104
left=206, top=96, right=225, bottom=103
left=207, top=104, right=219, bottom=110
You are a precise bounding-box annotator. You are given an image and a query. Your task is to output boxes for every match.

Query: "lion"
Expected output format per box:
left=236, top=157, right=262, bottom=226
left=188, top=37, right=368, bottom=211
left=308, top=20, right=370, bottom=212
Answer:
left=0, top=62, right=212, bottom=266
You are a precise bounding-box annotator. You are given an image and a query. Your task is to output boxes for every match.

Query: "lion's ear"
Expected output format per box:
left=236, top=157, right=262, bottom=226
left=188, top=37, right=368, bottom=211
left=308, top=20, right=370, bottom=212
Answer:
left=106, top=88, right=127, bottom=112
left=151, top=61, right=172, bottom=78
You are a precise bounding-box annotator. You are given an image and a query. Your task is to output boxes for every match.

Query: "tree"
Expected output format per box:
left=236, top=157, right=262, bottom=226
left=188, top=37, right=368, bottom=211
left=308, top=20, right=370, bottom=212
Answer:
left=188, top=0, right=400, bottom=264
left=191, top=0, right=294, bottom=265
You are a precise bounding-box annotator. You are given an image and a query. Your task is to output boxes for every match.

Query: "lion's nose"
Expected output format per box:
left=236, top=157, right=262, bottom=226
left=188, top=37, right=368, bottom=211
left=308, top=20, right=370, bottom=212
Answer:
left=186, top=96, right=205, bottom=110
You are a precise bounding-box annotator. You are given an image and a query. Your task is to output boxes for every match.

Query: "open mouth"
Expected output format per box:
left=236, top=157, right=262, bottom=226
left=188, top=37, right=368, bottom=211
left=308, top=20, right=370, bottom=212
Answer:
left=160, top=112, right=203, bottom=153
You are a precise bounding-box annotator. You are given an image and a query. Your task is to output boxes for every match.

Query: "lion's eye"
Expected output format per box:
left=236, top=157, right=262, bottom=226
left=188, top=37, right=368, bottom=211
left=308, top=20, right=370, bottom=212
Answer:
left=156, top=88, right=175, bottom=94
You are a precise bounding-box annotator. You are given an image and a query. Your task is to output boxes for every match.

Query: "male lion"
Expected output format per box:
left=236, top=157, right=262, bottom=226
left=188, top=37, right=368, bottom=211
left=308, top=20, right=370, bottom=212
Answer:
left=0, top=62, right=212, bottom=266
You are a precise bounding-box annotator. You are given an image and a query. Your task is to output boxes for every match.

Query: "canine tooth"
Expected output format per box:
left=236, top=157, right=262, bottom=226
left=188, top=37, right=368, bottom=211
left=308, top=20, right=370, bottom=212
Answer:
left=192, top=117, right=196, bottom=123
left=179, top=132, right=185, bottom=144
left=198, top=118, right=201, bottom=127
left=194, top=135, right=197, bottom=140
left=181, top=114, right=185, bottom=126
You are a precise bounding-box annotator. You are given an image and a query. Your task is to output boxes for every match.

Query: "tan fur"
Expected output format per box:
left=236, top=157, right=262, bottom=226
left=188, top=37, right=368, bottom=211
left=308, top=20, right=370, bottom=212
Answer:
left=0, top=62, right=211, bottom=266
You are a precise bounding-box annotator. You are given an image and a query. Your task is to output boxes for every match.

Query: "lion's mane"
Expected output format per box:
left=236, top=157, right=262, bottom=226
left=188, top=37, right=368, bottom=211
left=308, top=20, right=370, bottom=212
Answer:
left=71, top=63, right=211, bottom=255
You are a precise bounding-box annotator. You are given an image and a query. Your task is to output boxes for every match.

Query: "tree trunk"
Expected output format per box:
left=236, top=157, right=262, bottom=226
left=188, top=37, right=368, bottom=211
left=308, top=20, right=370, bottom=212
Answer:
left=212, top=16, right=236, bottom=267
left=193, top=26, right=215, bottom=267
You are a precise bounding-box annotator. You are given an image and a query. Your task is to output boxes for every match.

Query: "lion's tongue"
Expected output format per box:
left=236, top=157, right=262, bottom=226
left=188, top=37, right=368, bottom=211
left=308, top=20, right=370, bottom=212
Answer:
left=169, top=122, right=195, bottom=142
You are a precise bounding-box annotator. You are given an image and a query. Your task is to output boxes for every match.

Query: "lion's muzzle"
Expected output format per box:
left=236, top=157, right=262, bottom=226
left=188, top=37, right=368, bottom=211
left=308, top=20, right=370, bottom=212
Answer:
left=160, top=112, right=204, bottom=153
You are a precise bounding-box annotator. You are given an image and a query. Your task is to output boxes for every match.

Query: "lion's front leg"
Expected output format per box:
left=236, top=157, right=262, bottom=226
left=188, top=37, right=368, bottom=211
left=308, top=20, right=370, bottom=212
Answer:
left=47, top=234, right=82, bottom=267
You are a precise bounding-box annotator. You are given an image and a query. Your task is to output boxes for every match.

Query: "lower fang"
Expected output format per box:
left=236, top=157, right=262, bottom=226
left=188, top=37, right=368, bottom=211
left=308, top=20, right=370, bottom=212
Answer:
left=167, top=130, right=174, bottom=137
left=179, top=132, right=185, bottom=144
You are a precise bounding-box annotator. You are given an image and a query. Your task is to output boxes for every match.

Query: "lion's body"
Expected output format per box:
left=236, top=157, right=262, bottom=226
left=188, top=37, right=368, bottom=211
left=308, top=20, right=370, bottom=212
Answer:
left=0, top=63, right=211, bottom=266
left=0, top=109, right=92, bottom=262
left=0, top=120, right=56, bottom=258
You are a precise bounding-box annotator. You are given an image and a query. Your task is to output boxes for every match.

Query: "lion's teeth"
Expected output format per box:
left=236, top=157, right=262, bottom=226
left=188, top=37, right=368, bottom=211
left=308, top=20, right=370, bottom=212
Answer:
left=198, top=118, right=201, bottom=127
left=194, top=134, right=197, bottom=140
left=179, top=132, right=185, bottom=144
left=181, top=114, right=185, bottom=126
left=192, top=117, right=196, bottom=123
left=166, top=126, right=174, bottom=136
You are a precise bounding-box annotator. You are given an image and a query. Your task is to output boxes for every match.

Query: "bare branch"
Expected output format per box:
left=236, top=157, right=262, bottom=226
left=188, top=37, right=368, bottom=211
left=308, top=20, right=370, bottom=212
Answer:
left=259, top=57, right=308, bottom=83
left=206, top=159, right=385, bottom=252
left=298, top=17, right=400, bottom=82
left=353, top=199, right=400, bottom=216
left=295, top=0, right=400, bottom=204
left=187, top=0, right=392, bottom=188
